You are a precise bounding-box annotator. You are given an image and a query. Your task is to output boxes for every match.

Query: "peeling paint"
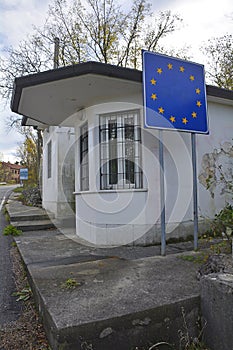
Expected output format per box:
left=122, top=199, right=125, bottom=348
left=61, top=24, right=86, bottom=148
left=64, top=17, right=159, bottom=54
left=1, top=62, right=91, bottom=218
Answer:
left=199, top=140, right=233, bottom=200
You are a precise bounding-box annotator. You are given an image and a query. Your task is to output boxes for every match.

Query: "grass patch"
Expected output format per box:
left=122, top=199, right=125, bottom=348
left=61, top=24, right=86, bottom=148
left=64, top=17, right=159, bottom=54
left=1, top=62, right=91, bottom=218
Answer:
left=13, top=186, right=24, bottom=193
left=179, top=253, right=209, bottom=264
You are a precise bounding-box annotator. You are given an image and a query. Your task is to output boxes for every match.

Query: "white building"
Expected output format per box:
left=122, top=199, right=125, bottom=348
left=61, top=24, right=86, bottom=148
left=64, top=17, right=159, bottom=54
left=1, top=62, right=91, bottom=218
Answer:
left=11, top=61, right=233, bottom=246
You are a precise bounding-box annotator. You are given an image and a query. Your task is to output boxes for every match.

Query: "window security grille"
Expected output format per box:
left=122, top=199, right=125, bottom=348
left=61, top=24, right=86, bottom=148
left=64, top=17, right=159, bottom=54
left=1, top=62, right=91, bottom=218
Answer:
left=47, top=141, right=52, bottom=179
left=99, top=110, right=142, bottom=190
left=80, top=123, right=89, bottom=191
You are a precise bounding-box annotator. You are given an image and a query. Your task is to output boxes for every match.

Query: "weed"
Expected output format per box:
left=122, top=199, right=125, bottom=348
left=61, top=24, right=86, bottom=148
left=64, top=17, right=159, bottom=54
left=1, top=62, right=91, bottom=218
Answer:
left=3, top=224, right=22, bottom=236
left=143, top=307, right=208, bottom=350
left=61, top=278, right=81, bottom=289
left=200, top=204, right=233, bottom=257
left=81, top=341, right=94, bottom=350
left=209, top=240, right=231, bottom=254
left=12, top=287, right=32, bottom=302
left=11, top=241, right=17, bottom=247
left=178, top=307, right=208, bottom=350
left=211, top=204, right=233, bottom=238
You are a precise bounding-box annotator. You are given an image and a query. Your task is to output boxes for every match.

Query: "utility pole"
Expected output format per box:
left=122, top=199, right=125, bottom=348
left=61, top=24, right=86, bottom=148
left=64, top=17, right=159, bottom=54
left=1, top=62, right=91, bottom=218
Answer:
left=54, top=37, right=60, bottom=69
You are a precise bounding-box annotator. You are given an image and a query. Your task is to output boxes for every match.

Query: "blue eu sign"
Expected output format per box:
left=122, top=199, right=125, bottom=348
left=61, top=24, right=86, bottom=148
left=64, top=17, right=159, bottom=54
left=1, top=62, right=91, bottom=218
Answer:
left=143, top=51, right=208, bottom=133
left=20, top=168, right=28, bottom=180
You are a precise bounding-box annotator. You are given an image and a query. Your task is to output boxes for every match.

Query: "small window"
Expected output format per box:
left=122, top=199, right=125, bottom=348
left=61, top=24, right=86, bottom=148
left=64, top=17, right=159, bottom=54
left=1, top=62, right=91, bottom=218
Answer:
left=80, top=123, right=89, bottom=191
left=47, top=141, right=52, bottom=179
left=99, top=110, right=142, bottom=190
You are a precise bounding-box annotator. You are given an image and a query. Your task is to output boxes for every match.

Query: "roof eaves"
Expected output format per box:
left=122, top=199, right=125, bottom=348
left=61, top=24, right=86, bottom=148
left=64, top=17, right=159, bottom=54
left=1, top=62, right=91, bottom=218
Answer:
left=11, top=61, right=233, bottom=119
left=206, top=85, right=233, bottom=101
left=11, top=61, right=142, bottom=115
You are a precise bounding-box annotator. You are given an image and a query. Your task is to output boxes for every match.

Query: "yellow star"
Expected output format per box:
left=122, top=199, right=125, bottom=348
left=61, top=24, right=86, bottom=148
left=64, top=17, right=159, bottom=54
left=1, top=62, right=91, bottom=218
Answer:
left=196, top=88, right=201, bottom=94
left=180, top=66, right=185, bottom=72
left=196, top=100, right=202, bottom=107
left=151, top=93, right=157, bottom=100
left=167, top=63, right=173, bottom=70
left=158, top=107, right=164, bottom=114
left=157, top=68, right=163, bottom=74
left=182, top=117, right=188, bottom=125
left=170, top=116, right=176, bottom=123
left=150, top=78, right=156, bottom=85
left=192, top=112, right=197, bottom=118
left=190, top=75, right=195, bottom=81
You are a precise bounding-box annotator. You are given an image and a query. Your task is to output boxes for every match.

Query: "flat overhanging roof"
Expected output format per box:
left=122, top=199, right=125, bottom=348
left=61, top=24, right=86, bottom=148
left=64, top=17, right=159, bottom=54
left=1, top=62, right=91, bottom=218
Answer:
left=11, top=61, right=142, bottom=126
left=11, top=61, right=233, bottom=127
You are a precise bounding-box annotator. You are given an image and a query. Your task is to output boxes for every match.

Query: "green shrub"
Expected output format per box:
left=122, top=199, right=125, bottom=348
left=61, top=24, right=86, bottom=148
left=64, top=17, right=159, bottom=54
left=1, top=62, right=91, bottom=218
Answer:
left=212, top=204, right=233, bottom=237
left=3, top=224, right=22, bottom=236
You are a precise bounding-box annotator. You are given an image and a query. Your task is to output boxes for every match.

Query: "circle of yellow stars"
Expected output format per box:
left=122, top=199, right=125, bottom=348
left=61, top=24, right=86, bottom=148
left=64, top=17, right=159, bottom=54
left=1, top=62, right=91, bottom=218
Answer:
left=150, top=63, right=203, bottom=126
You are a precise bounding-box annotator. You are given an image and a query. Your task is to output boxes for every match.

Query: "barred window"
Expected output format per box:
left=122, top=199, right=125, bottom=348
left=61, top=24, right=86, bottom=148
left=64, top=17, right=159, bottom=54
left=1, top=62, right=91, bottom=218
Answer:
left=47, top=141, right=52, bottom=179
left=80, top=122, right=89, bottom=191
left=100, top=110, right=142, bottom=190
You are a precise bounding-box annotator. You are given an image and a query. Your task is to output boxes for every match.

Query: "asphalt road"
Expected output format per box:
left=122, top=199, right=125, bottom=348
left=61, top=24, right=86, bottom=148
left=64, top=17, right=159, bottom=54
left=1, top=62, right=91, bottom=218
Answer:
left=0, top=185, right=21, bottom=328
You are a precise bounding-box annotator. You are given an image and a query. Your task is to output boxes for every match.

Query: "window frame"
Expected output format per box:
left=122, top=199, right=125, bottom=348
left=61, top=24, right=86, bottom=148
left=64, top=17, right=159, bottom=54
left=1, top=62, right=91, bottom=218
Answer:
left=99, top=109, right=142, bottom=190
left=80, top=122, right=89, bottom=191
left=47, top=140, right=52, bottom=179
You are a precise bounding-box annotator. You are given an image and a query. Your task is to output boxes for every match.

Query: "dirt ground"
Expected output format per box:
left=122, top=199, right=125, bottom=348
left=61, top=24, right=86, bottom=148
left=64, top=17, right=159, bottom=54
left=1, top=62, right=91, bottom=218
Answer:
left=0, top=246, right=50, bottom=350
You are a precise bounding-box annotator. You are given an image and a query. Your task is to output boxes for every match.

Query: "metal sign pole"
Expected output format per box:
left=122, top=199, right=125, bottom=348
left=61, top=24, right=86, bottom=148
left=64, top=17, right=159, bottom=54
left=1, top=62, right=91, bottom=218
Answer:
left=159, top=130, right=166, bottom=256
left=142, top=51, right=208, bottom=254
left=191, top=133, right=198, bottom=250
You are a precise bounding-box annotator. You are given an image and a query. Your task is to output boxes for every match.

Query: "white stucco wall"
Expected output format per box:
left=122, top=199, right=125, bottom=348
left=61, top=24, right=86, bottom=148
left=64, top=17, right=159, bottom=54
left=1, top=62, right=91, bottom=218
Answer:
left=41, top=92, right=232, bottom=246
left=42, top=126, right=75, bottom=221
left=73, top=100, right=191, bottom=245
left=73, top=95, right=232, bottom=246
left=197, top=100, right=233, bottom=217
left=42, top=126, right=58, bottom=215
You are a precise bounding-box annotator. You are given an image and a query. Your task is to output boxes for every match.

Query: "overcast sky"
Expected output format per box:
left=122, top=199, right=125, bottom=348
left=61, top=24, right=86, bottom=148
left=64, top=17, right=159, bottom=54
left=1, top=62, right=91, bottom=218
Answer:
left=0, top=0, right=232, bottom=162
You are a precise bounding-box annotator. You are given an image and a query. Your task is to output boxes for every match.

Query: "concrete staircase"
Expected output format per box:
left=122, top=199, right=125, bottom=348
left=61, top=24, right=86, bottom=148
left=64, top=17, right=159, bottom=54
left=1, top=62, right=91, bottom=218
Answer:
left=6, top=199, right=55, bottom=231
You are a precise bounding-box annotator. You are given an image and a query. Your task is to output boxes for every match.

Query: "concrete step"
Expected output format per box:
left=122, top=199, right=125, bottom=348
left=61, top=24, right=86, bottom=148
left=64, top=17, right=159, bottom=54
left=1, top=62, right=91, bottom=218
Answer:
left=11, top=219, right=55, bottom=231
left=10, top=213, right=52, bottom=222
left=6, top=200, right=55, bottom=222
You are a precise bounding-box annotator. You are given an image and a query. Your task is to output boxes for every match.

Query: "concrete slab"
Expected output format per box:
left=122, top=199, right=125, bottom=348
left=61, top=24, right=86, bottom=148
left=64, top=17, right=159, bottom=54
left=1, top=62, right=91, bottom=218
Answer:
left=201, top=273, right=233, bottom=350
left=15, top=230, right=202, bottom=350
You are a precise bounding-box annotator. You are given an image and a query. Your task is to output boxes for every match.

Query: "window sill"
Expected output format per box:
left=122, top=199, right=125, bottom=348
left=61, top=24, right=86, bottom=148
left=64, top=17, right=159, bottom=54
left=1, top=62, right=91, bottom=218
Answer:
left=74, top=188, right=148, bottom=195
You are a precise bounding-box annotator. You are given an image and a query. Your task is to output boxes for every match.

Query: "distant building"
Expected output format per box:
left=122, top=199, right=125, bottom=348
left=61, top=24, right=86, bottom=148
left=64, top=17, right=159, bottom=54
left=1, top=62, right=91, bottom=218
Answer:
left=0, top=161, right=22, bottom=183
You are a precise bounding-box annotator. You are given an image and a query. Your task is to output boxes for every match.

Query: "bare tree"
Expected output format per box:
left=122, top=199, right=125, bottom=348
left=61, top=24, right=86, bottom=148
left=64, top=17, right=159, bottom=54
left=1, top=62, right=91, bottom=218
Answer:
left=42, top=0, right=183, bottom=68
left=201, top=34, right=233, bottom=90
left=0, top=36, right=52, bottom=101
left=0, top=0, right=183, bottom=184
left=0, top=0, right=183, bottom=98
